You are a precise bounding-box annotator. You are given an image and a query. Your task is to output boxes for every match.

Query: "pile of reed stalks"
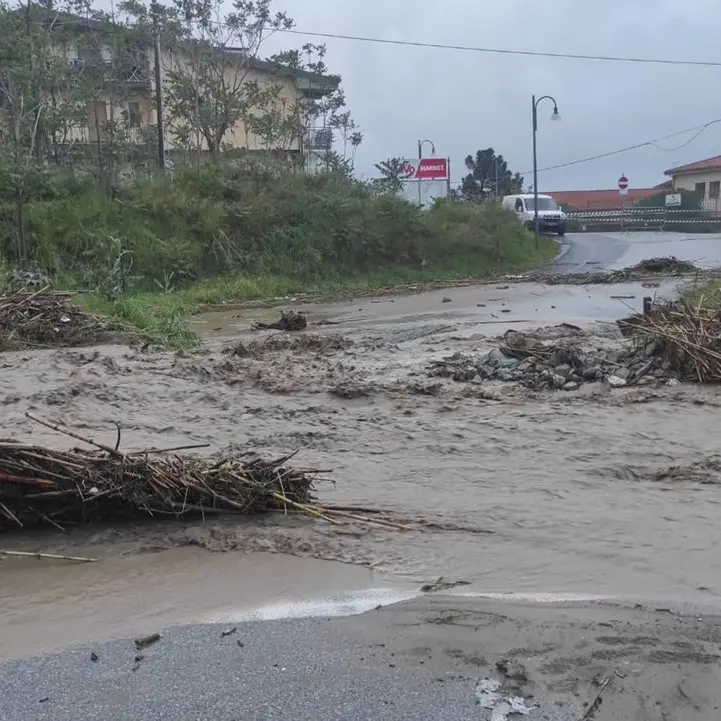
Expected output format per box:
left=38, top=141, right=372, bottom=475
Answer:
left=0, top=288, right=113, bottom=350
left=630, top=298, right=721, bottom=383
left=0, top=414, right=411, bottom=533
left=0, top=414, right=325, bottom=531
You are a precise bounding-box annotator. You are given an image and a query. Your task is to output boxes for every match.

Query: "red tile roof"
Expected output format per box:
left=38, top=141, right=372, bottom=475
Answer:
left=546, top=188, right=660, bottom=210
left=664, top=155, right=721, bottom=176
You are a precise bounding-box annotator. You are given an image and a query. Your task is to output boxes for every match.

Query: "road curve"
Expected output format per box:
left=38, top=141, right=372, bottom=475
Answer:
left=552, top=231, right=721, bottom=274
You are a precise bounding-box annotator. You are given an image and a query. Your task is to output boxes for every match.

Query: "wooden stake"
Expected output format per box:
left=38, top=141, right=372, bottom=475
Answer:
left=0, top=550, right=97, bottom=563
left=25, top=413, right=124, bottom=458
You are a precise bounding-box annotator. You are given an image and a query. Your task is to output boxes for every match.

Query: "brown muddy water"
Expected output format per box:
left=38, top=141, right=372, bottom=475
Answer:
left=2, top=278, right=721, bottom=656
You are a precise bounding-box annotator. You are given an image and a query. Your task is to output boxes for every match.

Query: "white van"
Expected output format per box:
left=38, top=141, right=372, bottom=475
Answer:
left=502, top=194, right=567, bottom=236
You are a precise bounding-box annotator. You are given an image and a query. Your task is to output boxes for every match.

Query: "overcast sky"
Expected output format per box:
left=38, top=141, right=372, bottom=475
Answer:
left=261, top=0, right=721, bottom=192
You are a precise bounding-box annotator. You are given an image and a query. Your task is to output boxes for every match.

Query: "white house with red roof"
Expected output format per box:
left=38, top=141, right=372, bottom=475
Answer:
left=664, top=155, right=721, bottom=210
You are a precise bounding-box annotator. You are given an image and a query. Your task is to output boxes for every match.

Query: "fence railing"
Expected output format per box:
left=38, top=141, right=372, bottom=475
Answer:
left=565, top=206, right=721, bottom=232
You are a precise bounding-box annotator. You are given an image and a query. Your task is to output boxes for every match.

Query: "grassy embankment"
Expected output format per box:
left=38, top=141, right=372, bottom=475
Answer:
left=0, top=163, right=557, bottom=348
left=683, top=278, right=721, bottom=309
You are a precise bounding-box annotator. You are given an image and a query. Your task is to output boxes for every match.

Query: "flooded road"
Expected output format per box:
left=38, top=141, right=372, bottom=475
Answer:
left=3, top=231, right=721, bottom=658
left=0, top=549, right=415, bottom=661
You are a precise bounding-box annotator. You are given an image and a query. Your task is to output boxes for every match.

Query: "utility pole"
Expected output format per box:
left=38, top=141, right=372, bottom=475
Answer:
left=152, top=1, right=165, bottom=171
left=417, top=139, right=422, bottom=206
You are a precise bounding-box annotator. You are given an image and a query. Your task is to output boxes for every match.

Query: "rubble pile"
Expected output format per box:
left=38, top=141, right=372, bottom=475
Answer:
left=0, top=290, right=120, bottom=351
left=251, top=310, right=307, bottom=331
left=428, top=326, right=677, bottom=391
left=535, top=256, right=702, bottom=286
left=624, top=297, right=721, bottom=383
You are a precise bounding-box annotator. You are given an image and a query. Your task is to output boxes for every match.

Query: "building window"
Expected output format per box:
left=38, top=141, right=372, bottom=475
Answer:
left=710, top=181, right=720, bottom=199
left=127, top=102, right=142, bottom=128
left=695, top=182, right=706, bottom=198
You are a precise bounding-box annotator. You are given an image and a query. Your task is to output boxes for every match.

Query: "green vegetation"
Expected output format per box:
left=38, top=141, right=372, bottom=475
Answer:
left=683, top=278, right=721, bottom=309
left=2, top=164, right=551, bottom=288
left=0, top=1, right=555, bottom=350
left=0, top=163, right=556, bottom=348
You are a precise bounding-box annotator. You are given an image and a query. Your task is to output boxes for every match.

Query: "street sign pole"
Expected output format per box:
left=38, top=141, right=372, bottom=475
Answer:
left=618, top=175, right=629, bottom=233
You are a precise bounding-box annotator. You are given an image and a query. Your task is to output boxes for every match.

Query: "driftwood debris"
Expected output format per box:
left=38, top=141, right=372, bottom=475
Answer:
left=621, top=297, right=721, bottom=383
left=0, top=288, right=117, bottom=351
left=0, top=414, right=322, bottom=531
left=0, top=415, right=409, bottom=533
left=0, top=550, right=97, bottom=563
left=251, top=310, right=307, bottom=332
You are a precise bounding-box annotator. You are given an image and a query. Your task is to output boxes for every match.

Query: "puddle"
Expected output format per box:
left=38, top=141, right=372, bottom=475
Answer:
left=0, top=548, right=408, bottom=661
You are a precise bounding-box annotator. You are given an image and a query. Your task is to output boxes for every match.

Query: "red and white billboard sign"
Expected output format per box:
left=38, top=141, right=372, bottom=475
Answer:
left=399, top=158, right=450, bottom=181
left=416, top=157, right=449, bottom=180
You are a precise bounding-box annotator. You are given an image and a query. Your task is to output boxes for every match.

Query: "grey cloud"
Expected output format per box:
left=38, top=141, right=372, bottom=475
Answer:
left=265, top=0, right=721, bottom=191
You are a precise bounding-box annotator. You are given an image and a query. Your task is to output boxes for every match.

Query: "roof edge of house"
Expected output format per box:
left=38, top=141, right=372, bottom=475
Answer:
left=664, top=155, right=721, bottom=176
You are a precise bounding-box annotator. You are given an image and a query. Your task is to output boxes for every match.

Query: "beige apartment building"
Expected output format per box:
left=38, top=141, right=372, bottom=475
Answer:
left=664, top=155, right=721, bottom=211
left=5, top=7, right=337, bottom=167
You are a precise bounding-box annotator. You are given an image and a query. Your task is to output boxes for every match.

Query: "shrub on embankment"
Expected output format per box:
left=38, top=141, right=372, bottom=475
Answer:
left=0, top=161, right=553, bottom=298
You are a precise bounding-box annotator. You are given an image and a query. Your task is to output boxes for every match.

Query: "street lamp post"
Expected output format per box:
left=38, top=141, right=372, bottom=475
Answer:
left=531, top=95, right=560, bottom=248
left=417, top=139, right=435, bottom=206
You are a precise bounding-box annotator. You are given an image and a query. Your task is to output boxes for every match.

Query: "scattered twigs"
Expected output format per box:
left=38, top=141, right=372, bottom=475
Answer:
left=317, top=506, right=412, bottom=531
left=128, top=443, right=211, bottom=456
left=0, top=289, right=120, bottom=351
left=25, top=413, right=124, bottom=458
left=580, top=675, right=613, bottom=720
left=0, top=550, right=97, bottom=563
left=0, top=421, right=395, bottom=533
left=629, top=298, right=721, bottom=383
left=0, top=419, right=402, bottom=533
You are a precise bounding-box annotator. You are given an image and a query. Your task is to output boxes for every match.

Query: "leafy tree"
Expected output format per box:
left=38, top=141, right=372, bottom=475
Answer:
left=460, top=148, right=523, bottom=202
left=373, top=157, right=408, bottom=193
left=127, top=0, right=295, bottom=158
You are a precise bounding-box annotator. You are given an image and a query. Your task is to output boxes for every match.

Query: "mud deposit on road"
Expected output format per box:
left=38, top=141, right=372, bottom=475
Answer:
left=3, top=283, right=721, bottom=613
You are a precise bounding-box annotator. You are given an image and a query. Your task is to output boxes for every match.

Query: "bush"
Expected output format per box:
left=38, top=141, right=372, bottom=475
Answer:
left=0, top=161, right=552, bottom=296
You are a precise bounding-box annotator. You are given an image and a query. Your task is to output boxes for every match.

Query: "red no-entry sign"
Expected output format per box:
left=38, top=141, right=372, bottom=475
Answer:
left=618, top=175, right=629, bottom=190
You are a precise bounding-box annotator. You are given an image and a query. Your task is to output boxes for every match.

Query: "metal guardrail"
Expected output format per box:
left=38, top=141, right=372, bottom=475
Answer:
left=565, top=206, right=721, bottom=230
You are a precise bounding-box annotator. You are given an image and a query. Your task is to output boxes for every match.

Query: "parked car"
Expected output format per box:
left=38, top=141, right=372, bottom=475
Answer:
left=502, top=193, right=567, bottom=236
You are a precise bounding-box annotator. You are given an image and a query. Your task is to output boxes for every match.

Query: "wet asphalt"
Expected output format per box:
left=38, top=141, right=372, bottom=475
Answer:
left=552, top=230, right=721, bottom=273
left=4, top=230, right=721, bottom=720
left=0, top=617, right=579, bottom=721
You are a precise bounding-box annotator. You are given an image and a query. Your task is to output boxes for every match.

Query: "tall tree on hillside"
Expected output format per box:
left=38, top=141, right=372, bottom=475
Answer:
left=460, top=148, right=523, bottom=202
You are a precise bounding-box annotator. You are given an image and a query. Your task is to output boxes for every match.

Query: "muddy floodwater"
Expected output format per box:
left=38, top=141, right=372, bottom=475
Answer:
left=3, top=232, right=721, bottom=656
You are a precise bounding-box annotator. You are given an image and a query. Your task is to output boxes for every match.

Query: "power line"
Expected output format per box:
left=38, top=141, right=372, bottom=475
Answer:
left=523, top=116, right=721, bottom=175
left=33, top=14, right=721, bottom=67
left=276, top=28, right=721, bottom=68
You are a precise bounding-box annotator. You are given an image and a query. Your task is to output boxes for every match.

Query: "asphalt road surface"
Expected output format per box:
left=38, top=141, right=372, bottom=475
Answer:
left=0, top=611, right=580, bottom=721
left=552, top=230, right=721, bottom=273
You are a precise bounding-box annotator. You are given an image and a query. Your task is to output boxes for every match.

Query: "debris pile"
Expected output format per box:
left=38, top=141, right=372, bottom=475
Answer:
left=0, top=414, right=323, bottom=531
left=224, top=333, right=352, bottom=357
left=10, top=270, right=53, bottom=289
left=633, top=257, right=699, bottom=274
left=535, top=256, right=702, bottom=286
left=623, top=298, right=721, bottom=383
left=0, top=290, right=116, bottom=351
left=251, top=310, right=307, bottom=332
left=0, top=415, right=409, bottom=533
left=428, top=326, right=677, bottom=391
